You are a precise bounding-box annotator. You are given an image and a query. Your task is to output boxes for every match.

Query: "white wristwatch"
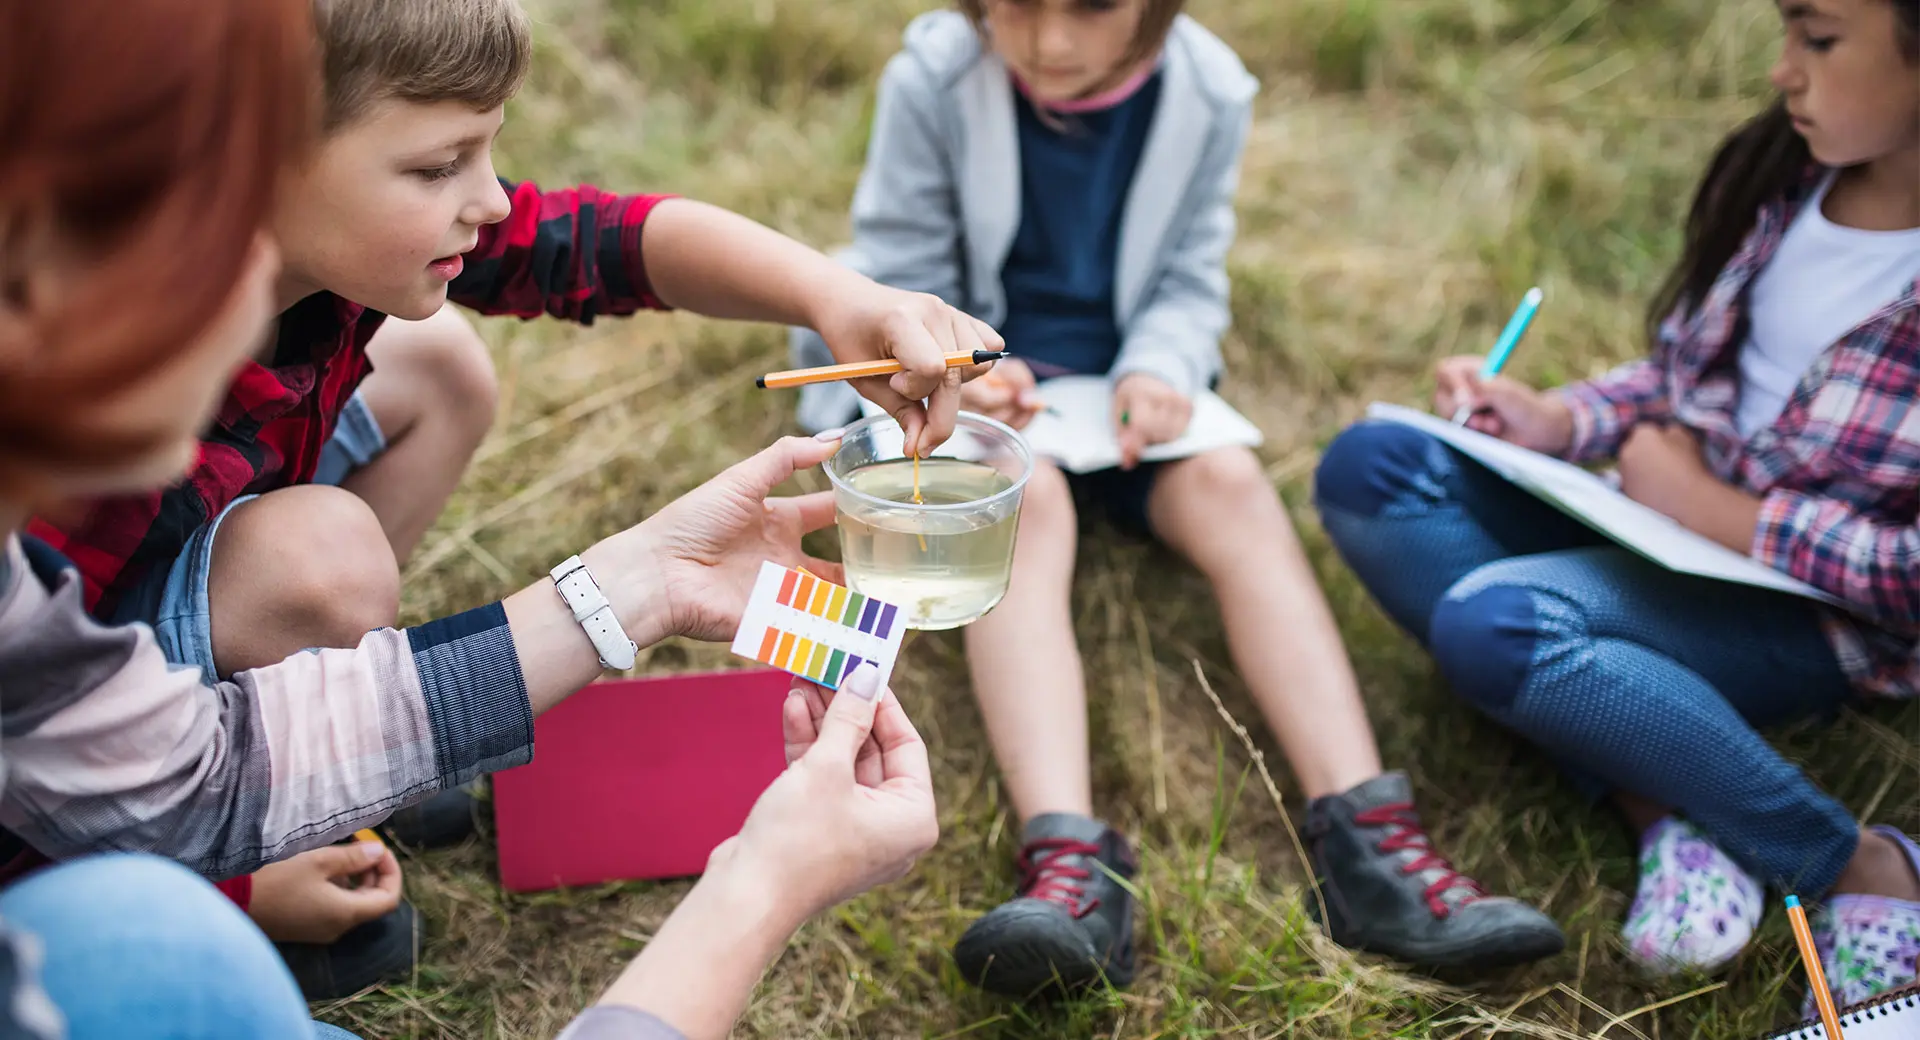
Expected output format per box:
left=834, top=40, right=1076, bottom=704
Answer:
left=550, top=555, right=638, bottom=672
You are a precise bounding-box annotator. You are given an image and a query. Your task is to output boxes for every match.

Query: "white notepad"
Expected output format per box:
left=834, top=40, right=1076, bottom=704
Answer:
left=860, top=375, right=1264, bottom=474
left=1364, top=402, right=1855, bottom=613
left=1756, top=984, right=1920, bottom=1039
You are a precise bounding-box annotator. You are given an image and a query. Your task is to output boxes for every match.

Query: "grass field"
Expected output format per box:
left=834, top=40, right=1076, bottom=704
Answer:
left=321, top=1, right=1920, bottom=1036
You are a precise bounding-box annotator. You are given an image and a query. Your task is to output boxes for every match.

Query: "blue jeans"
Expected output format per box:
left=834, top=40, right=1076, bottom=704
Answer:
left=108, top=390, right=389, bottom=682
left=1312, top=420, right=1859, bottom=896
left=0, top=854, right=358, bottom=1038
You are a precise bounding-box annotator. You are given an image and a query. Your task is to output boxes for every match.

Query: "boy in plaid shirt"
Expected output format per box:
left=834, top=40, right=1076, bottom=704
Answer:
left=27, top=0, right=994, bottom=999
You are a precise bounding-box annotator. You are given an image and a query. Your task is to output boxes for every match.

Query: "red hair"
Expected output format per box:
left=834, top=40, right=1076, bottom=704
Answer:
left=0, top=0, right=317, bottom=497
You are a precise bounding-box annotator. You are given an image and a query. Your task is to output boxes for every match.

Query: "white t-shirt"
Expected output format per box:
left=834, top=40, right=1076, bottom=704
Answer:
left=1734, top=171, right=1920, bottom=438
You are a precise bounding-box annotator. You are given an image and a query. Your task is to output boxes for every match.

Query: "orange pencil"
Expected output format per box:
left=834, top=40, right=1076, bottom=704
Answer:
left=1786, top=895, right=1845, bottom=1039
left=756, top=350, right=1008, bottom=390
left=354, top=828, right=383, bottom=846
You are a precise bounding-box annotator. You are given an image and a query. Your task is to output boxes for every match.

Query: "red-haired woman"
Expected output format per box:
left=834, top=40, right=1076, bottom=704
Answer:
left=0, top=1, right=936, bottom=1036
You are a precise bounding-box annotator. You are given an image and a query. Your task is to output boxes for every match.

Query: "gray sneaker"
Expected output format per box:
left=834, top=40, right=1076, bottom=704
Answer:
left=952, top=813, right=1137, bottom=996
left=1305, top=772, right=1565, bottom=970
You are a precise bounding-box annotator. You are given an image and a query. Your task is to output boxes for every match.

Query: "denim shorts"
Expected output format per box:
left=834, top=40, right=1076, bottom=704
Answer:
left=110, top=391, right=388, bottom=681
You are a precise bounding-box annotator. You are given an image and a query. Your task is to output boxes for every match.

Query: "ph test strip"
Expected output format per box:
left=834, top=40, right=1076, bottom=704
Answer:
left=731, top=562, right=905, bottom=691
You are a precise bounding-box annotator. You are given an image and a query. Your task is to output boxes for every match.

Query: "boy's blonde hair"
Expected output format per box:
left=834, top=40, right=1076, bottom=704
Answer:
left=314, top=0, right=532, bottom=129
left=956, top=0, right=1184, bottom=88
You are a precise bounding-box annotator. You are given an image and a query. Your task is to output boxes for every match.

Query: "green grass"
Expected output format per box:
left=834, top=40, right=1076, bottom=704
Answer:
left=322, top=1, right=1920, bottom=1036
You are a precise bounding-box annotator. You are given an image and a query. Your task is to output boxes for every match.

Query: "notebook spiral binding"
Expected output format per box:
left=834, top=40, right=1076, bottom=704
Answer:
left=1769, top=986, right=1920, bottom=1039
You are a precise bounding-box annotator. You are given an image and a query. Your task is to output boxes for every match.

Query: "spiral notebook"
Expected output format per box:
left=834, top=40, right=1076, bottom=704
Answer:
left=1757, top=984, right=1920, bottom=1039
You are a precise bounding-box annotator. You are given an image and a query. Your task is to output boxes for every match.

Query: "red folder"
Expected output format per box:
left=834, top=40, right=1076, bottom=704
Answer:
left=491, top=669, right=791, bottom=893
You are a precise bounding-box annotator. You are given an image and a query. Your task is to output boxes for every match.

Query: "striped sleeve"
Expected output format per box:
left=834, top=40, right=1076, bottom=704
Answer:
left=450, top=178, right=676, bottom=323
left=0, top=538, right=532, bottom=880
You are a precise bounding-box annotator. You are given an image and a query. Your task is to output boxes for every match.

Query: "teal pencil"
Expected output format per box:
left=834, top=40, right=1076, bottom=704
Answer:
left=1453, top=286, right=1545, bottom=424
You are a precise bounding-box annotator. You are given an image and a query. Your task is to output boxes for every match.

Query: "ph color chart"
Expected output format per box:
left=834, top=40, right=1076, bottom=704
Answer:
left=729, top=561, right=905, bottom=691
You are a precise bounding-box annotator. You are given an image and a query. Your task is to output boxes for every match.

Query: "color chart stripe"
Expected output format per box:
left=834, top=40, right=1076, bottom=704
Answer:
left=747, top=626, right=879, bottom=689
left=769, top=567, right=895, bottom=634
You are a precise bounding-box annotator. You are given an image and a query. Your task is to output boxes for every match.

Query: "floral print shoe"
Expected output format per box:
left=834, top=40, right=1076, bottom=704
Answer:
left=1622, top=817, right=1764, bottom=974
left=1806, top=826, right=1920, bottom=1016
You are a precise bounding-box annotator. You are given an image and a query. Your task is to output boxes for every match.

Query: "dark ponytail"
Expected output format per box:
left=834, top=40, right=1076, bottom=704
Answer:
left=1645, top=1, right=1920, bottom=343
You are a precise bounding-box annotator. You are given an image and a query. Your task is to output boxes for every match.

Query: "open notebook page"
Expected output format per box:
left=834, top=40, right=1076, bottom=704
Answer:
left=861, top=374, right=1263, bottom=474
left=1365, top=402, right=1853, bottom=612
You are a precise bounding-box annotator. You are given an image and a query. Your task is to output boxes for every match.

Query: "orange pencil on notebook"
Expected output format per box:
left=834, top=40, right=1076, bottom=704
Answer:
left=1786, top=895, right=1845, bottom=1039
left=755, top=350, right=1008, bottom=390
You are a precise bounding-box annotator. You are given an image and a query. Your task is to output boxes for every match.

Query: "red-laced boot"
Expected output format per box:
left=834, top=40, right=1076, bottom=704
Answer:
left=1303, top=771, right=1565, bottom=970
left=953, top=813, right=1138, bottom=996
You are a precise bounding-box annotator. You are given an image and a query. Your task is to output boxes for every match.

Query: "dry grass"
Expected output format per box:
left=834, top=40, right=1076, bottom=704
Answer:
left=323, top=1, right=1920, bottom=1036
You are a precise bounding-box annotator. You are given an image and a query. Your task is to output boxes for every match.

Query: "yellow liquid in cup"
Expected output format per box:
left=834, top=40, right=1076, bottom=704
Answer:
left=837, top=458, right=1019, bottom=631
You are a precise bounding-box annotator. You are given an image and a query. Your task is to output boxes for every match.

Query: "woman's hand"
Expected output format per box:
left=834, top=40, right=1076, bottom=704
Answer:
left=1112, top=373, right=1192, bottom=470
left=718, top=663, right=938, bottom=923
left=583, top=435, right=847, bottom=647
left=958, top=357, right=1045, bottom=430
left=1433, top=355, right=1575, bottom=456
left=812, top=283, right=1003, bottom=457
left=247, top=842, right=401, bottom=945
left=583, top=664, right=938, bottom=1038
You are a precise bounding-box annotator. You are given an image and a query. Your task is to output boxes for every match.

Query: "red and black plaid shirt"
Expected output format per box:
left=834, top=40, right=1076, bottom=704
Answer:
left=31, top=180, right=673, bottom=617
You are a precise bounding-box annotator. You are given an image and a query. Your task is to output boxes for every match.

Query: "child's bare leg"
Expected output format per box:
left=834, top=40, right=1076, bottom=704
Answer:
left=341, top=305, right=498, bottom=561
left=961, top=461, right=1091, bottom=821
left=208, top=486, right=401, bottom=676
left=1147, top=447, right=1381, bottom=799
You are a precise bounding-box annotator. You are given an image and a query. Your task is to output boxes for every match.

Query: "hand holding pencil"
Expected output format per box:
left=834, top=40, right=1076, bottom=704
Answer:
left=801, top=284, right=1004, bottom=457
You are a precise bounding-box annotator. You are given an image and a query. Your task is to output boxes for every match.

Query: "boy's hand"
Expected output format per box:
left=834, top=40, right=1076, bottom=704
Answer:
left=958, top=358, right=1044, bottom=430
left=1113, top=373, right=1191, bottom=470
left=812, top=284, right=1003, bottom=458
left=1433, top=355, right=1575, bottom=456
left=247, top=842, right=401, bottom=944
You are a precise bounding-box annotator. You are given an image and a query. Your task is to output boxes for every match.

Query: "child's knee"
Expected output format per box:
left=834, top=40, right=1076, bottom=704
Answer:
left=218, top=487, right=401, bottom=643
left=1313, top=421, right=1448, bottom=519
left=1020, top=460, right=1076, bottom=534
left=1428, top=579, right=1547, bottom=716
left=372, top=306, right=499, bottom=429
left=1172, top=446, right=1274, bottom=510
left=419, top=307, right=498, bottom=423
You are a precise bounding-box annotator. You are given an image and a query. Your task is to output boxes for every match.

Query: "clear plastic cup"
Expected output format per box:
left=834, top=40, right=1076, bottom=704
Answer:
left=824, top=413, right=1032, bottom=631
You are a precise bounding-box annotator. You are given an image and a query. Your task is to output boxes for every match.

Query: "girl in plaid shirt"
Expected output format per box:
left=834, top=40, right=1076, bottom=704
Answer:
left=1316, top=0, right=1920, bottom=1013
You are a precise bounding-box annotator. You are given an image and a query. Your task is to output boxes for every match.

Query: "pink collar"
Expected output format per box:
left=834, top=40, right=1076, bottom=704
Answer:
left=1012, top=59, right=1158, bottom=114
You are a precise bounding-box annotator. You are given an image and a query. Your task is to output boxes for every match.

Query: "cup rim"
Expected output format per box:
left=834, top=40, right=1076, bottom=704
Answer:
left=824, top=411, right=1033, bottom=514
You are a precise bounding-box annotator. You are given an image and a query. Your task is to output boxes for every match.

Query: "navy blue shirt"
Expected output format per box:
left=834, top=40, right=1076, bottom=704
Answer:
left=997, top=72, right=1163, bottom=377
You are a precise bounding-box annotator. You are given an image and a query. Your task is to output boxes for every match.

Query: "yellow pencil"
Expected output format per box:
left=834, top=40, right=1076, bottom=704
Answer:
left=1786, top=895, right=1845, bottom=1039
left=756, top=350, right=1008, bottom=390
left=354, top=828, right=382, bottom=846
